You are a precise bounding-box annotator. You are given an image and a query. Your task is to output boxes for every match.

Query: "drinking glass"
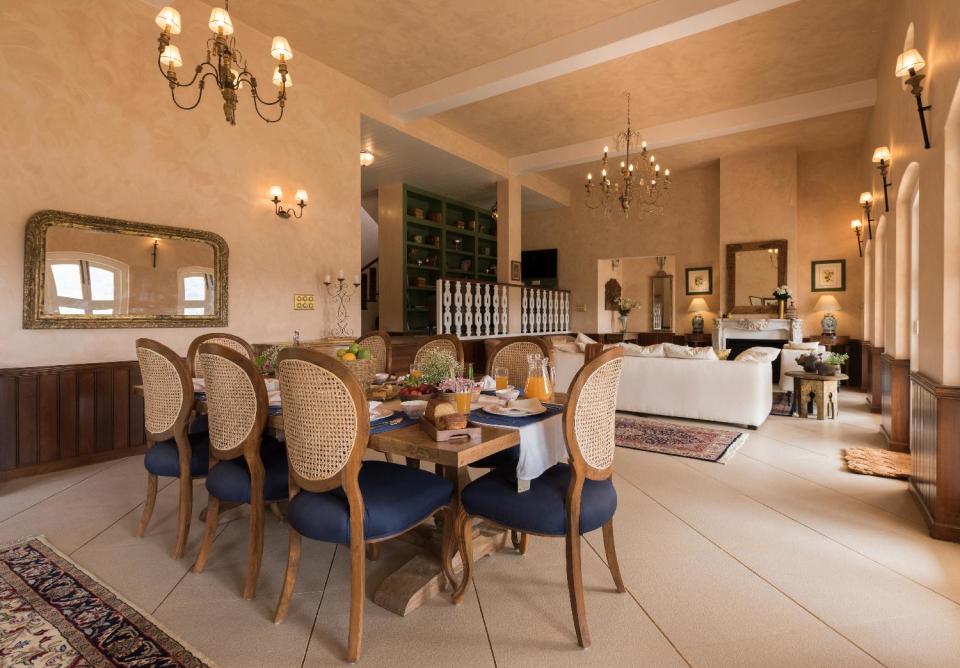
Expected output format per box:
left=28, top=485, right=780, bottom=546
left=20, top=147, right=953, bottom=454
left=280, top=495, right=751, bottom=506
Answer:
left=455, top=390, right=472, bottom=415
left=494, top=366, right=510, bottom=390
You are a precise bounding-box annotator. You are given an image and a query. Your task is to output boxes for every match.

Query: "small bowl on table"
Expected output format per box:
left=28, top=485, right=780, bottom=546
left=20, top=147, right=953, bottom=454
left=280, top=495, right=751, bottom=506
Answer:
left=401, top=400, right=428, bottom=420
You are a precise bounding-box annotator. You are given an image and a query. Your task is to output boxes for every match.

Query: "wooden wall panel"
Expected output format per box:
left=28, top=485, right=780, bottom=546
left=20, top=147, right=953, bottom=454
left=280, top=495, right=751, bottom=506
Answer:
left=880, top=353, right=910, bottom=452
left=0, top=361, right=145, bottom=481
left=910, top=373, right=960, bottom=542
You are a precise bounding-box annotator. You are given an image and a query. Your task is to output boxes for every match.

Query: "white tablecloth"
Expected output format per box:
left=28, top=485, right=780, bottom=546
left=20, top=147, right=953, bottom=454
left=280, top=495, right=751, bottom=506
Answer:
left=469, top=400, right=567, bottom=481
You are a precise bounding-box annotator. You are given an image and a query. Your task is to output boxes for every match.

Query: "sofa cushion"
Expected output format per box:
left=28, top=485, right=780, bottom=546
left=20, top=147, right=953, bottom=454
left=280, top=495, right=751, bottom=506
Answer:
left=621, top=343, right=665, bottom=357
left=784, top=341, right=821, bottom=351
left=663, top=343, right=718, bottom=360
left=552, top=341, right=580, bottom=354
left=717, top=349, right=732, bottom=360
left=735, top=346, right=782, bottom=363
left=575, top=332, right=597, bottom=352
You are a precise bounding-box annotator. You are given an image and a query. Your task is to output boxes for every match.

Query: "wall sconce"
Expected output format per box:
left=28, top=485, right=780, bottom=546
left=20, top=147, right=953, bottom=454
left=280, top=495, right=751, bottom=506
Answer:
left=151, top=238, right=160, bottom=268
left=896, top=48, right=932, bottom=149
left=360, top=150, right=375, bottom=167
left=269, top=185, right=308, bottom=219
left=872, top=146, right=892, bottom=211
left=851, top=219, right=863, bottom=257
left=859, top=191, right=875, bottom=239
left=767, top=247, right=779, bottom=267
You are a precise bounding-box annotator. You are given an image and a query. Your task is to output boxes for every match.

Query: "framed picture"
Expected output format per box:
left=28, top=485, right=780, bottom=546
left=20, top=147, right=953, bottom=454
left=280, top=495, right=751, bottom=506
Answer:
left=685, top=266, right=712, bottom=295
left=510, top=260, right=521, bottom=282
left=811, top=259, right=846, bottom=292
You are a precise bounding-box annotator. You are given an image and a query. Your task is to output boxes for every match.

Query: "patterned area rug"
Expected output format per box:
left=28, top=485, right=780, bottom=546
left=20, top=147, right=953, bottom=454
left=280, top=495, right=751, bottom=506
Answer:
left=615, top=415, right=748, bottom=464
left=843, top=447, right=911, bottom=479
left=771, top=391, right=793, bottom=417
left=0, top=537, right=214, bottom=667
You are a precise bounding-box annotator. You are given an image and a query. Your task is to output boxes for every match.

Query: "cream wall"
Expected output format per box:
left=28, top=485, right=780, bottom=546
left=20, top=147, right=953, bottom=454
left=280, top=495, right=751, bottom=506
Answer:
left=523, top=162, right=721, bottom=334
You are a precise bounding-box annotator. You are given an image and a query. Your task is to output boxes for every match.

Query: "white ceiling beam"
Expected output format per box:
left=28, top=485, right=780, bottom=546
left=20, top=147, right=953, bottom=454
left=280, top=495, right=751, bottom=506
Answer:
left=509, top=79, right=878, bottom=174
left=389, top=0, right=800, bottom=121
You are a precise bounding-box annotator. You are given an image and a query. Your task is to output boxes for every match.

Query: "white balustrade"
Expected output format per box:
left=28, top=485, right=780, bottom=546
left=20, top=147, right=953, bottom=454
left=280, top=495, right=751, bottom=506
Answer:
left=436, top=279, right=570, bottom=339
left=521, top=287, right=570, bottom=335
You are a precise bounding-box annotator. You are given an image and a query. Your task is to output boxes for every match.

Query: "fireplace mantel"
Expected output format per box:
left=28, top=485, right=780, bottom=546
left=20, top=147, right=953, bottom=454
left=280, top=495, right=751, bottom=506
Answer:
left=713, top=317, right=802, bottom=349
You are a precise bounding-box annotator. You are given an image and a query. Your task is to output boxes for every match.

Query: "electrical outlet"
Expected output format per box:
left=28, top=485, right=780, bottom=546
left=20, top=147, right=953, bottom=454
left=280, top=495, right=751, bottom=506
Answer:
left=293, top=293, right=315, bottom=310
left=575, top=304, right=587, bottom=312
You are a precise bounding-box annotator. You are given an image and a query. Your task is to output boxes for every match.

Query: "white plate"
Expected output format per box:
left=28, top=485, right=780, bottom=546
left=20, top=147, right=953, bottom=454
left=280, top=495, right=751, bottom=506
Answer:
left=481, top=404, right=544, bottom=418
left=370, top=406, right=394, bottom=422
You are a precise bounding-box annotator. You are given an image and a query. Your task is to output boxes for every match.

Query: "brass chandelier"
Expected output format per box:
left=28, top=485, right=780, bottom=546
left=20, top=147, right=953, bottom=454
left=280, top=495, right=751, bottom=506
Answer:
left=585, top=93, right=670, bottom=216
left=154, top=2, right=292, bottom=125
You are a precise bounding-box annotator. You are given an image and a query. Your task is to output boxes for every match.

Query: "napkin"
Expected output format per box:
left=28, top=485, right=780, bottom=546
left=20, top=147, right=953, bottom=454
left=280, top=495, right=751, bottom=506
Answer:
left=479, top=375, right=497, bottom=391
left=192, top=378, right=205, bottom=392
left=507, top=397, right=545, bottom=413
left=267, top=390, right=282, bottom=406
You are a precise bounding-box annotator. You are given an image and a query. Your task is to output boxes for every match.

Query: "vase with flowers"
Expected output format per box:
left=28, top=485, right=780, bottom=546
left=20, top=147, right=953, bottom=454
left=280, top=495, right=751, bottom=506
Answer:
left=614, top=296, right=640, bottom=335
left=772, top=285, right=792, bottom=319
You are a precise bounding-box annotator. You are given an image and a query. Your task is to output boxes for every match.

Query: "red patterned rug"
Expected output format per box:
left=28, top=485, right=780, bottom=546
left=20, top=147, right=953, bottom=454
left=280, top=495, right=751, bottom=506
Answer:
left=615, top=415, right=748, bottom=463
left=0, top=537, right=214, bottom=667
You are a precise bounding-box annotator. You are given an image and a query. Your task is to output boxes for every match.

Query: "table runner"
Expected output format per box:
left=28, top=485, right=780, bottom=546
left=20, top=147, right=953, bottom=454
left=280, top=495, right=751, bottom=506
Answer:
left=469, top=404, right=566, bottom=481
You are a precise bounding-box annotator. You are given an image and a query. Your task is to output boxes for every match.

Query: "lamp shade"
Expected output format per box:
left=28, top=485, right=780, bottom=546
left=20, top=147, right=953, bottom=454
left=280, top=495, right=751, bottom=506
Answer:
left=155, top=6, right=182, bottom=34
left=271, top=36, right=293, bottom=61
left=294, top=189, right=308, bottom=204
left=360, top=150, right=375, bottom=167
left=208, top=7, right=234, bottom=35
left=895, top=48, right=926, bottom=77
left=159, top=45, right=183, bottom=68
left=272, top=67, right=292, bottom=88
left=688, top=297, right=709, bottom=313
left=851, top=219, right=863, bottom=230
left=872, top=146, right=891, bottom=163
left=269, top=185, right=283, bottom=200
left=859, top=191, right=873, bottom=205
left=814, top=295, right=842, bottom=312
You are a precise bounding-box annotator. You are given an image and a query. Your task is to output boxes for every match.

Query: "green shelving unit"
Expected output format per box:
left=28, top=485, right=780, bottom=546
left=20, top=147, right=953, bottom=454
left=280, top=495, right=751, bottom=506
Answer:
left=402, top=185, right=498, bottom=332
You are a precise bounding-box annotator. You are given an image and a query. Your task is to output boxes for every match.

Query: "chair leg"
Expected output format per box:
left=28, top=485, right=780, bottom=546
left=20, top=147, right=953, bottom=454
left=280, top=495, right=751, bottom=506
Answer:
left=347, top=535, right=365, bottom=662
left=452, top=508, right=474, bottom=604
left=565, top=532, right=591, bottom=648
left=274, top=528, right=301, bottom=624
left=243, top=500, right=265, bottom=599
left=173, top=475, right=193, bottom=559
left=602, top=519, right=626, bottom=593
left=192, top=496, right=220, bottom=573
left=510, top=530, right=530, bottom=554
left=365, top=543, right=380, bottom=561
left=269, top=502, right=285, bottom=523
left=137, top=473, right=158, bottom=538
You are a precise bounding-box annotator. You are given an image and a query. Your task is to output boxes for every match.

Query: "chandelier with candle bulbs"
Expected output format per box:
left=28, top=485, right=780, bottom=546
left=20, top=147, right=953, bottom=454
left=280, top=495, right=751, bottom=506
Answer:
left=153, top=2, right=292, bottom=125
left=585, top=93, right=670, bottom=217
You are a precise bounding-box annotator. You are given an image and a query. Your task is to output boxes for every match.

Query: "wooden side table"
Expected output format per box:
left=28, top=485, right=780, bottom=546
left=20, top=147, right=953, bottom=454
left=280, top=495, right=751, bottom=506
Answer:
left=784, top=371, right=849, bottom=420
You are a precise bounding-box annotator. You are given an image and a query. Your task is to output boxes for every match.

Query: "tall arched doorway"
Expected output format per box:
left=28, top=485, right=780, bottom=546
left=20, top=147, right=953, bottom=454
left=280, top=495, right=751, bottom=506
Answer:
left=943, top=81, right=960, bottom=385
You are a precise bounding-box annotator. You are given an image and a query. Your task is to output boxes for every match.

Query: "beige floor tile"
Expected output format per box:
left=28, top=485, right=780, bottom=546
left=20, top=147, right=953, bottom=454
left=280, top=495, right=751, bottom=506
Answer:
left=681, top=627, right=881, bottom=668
left=837, top=607, right=960, bottom=668
left=0, top=460, right=115, bottom=523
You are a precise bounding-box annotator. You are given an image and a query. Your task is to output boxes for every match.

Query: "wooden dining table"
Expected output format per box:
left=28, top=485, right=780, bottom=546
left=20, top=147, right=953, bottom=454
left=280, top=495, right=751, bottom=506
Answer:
left=133, top=385, right=533, bottom=616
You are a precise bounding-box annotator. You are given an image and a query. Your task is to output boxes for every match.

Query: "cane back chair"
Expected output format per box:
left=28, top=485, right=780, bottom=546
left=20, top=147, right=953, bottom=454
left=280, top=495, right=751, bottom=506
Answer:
left=355, top=330, right=393, bottom=376
left=186, top=333, right=256, bottom=379
left=412, top=334, right=464, bottom=370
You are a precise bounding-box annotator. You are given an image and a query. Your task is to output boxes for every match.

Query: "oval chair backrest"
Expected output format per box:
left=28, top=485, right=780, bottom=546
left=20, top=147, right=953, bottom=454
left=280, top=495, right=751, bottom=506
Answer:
left=198, top=343, right=268, bottom=460
left=487, top=337, right=549, bottom=389
left=188, top=333, right=255, bottom=379
left=277, top=348, right=370, bottom=492
left=356, top=331, right=391, bottom=375
left=413, top=334, right=464, bottom=368
left=563, top=347, right=624, bottom=479
left=136, top=338, right=192, bottom=440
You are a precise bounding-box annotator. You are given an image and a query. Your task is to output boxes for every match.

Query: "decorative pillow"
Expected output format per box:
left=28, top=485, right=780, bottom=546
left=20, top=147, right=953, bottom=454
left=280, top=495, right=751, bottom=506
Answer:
left=574, top=332, right=598, bottom=352
left=663, top=343, right=718, bottom=360
left=551, top=342, right=580, bottom=354
left=784, top=341, right=821, bottom=351
left=735, top=346, right=782, bottom=363
left=620, top=343, right=665, bottom=357
left=717, top=349, right=732, bottom=360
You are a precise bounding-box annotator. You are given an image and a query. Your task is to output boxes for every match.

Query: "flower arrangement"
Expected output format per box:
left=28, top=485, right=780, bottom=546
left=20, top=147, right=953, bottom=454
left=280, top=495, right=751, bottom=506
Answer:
left=416, top=349, right=463, bottom=386
left=437, top=377, right=475, bottom=394
left=772, top=285, right=792, bottom=299
left=254, top=345, right=283, bottom=376
left=614, top=296, right=640, bottom=316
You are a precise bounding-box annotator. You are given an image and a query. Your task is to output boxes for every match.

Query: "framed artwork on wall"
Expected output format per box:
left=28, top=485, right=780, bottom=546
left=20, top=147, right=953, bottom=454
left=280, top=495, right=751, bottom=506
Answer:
left=685, top=266, right=712, bottom=295
left=811, top=259, right=846, bottom=292
left=510, top=260, right=522, bottom=282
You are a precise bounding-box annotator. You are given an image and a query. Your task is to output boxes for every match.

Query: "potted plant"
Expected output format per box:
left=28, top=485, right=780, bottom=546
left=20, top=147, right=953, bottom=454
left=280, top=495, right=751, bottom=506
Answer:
left=797, top=352, right=822, bottom=374
left=614, top=296, right=640, bottom=335
left=772, top=285, right=792, bottom=319
left=819, top=352, right=849, bottom=376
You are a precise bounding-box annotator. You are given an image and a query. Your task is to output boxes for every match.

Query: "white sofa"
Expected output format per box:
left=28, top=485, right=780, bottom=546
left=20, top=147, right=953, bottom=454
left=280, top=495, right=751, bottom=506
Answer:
left=552, top=349, right=773, bottom=428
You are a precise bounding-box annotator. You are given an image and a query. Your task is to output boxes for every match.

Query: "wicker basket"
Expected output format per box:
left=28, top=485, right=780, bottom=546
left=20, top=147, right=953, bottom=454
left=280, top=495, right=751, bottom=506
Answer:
left=342, top=358, right=376, bottom=390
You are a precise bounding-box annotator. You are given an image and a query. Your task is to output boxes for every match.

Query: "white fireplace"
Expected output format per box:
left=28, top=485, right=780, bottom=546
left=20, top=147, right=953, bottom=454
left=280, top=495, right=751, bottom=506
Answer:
left=713, top=317, right=803, bottom=350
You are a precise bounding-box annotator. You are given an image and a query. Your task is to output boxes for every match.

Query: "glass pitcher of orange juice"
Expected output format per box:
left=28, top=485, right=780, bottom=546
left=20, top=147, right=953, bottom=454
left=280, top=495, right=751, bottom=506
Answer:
left=523, top=354, right=554, bottom=402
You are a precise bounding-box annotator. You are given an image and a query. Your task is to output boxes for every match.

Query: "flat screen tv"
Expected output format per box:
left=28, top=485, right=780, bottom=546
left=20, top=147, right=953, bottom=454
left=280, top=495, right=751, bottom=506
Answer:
left=521, top=249, right=557, bottom=281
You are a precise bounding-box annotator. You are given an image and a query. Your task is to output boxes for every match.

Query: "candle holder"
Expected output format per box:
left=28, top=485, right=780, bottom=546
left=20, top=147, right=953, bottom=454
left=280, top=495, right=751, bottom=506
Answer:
left=324, top=275, right=361, bottom=337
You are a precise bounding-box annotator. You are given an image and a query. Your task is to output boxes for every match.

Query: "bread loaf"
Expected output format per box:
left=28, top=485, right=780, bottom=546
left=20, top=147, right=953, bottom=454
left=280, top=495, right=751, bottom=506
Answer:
left=442, top=413, right=468, bottom=430
left=424, top=397, right=456, bottom=426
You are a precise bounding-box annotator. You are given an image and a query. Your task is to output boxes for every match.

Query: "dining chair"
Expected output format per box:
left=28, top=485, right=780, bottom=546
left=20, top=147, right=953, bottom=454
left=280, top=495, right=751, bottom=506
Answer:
left=486, top=336, right=549, bottom=389
left=452, top=346, right=626, bottom=649
left=412, top=333, right=464, bottom=369
left=272, top=347, right=455, bottom=662
left=191, top=343, right=289, bottom=599
left=355, top=330, right=393, bottom=376
left=186, top=333, right=256, bottom=379
left=135, top=338, right=210, bottom=558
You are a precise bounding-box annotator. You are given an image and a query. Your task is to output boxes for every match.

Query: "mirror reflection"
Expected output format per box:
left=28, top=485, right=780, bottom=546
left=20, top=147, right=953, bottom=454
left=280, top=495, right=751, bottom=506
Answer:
left=43, top=227, right=216, bottom=317
left=734, top=248, right=780, bottom=307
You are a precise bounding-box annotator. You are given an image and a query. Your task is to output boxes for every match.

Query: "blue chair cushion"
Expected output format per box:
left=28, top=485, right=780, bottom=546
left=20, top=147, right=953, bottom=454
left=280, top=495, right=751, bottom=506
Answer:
left=461, top=463, right=616, bottom=536
left=287, top=461, right=453, bottom=545
left=188, top=413, right=209, bottom=435
left=469, top=444, right=519, bottom=470
left=144, top=433, right=210, bottom=478
left=205, top=436, right=289, bottom=504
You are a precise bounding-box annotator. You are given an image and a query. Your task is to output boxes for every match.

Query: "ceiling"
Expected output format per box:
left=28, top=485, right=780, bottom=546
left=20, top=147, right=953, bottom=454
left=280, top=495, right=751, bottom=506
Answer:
left=227, top=0, right=658, bottom=96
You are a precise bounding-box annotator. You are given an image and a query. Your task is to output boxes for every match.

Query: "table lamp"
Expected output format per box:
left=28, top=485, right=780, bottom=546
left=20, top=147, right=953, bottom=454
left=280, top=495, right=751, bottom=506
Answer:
left=814, top=295, right=842, bottom=336
left=688, top=297, right=709, bottom=334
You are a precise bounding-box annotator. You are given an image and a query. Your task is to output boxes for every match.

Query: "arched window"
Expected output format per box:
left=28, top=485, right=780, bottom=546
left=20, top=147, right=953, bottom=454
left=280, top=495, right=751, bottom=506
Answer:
left=44, top=252, right=129, bottom=315
left=177, top=266, right=215, bottom=316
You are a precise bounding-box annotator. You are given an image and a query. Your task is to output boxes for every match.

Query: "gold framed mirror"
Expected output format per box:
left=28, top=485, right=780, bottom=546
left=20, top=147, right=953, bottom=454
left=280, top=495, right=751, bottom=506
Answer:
left=725, top=239, right=787, bottom=314
left=23, top=210, right=228, bottom=329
